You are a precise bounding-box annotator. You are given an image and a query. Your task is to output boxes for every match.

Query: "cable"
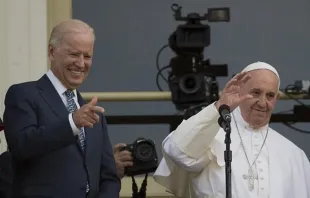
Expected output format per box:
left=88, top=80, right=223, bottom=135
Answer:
left=155, top=44, right=171, bottom=91
left=282, top=122, right=310, bottom=134
left=156, top=44, right=169, bottom=80
left=279, top=84, right=310, bottom=134
left=282, top=85, right=310, bottom=108
left=156, top=65, right=171, bottom=91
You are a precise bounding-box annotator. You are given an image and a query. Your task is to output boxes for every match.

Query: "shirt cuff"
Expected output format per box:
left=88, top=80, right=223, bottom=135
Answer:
left=69, top=113, right=80, bottom=136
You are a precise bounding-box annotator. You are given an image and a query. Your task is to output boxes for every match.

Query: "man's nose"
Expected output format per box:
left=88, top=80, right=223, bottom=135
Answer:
left=257, top=96, right=267, bottom=107
left=76, top=55, right=85, bottom=67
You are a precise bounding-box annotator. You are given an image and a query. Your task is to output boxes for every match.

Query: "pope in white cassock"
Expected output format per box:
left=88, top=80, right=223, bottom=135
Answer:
left=153, top=62, right=310, bottom=198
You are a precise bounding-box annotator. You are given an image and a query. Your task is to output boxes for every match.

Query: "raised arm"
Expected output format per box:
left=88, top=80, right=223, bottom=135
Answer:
left=153, top=72, right=253, bottom=197
left=164, top=102, right=221, bottom=172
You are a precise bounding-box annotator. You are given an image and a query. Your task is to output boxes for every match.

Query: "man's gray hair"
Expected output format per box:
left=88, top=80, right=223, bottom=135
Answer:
left=48, top=19, right=95, bottom=47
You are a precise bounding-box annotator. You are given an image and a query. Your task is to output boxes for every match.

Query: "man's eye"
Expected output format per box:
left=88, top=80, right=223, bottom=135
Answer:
left=70, top=53, right=79, bottom=57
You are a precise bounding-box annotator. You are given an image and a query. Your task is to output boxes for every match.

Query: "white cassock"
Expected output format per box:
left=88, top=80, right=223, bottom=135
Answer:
left=153, top=103, right=310, bottom=198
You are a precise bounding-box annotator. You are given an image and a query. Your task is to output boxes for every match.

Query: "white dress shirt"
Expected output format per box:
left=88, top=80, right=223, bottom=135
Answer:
left=46, top=69, right=81, bottom=136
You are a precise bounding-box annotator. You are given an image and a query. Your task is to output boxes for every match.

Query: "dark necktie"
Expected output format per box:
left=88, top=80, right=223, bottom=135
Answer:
left=64, top=90, right=86, bottom=151
left=64, top=89, right=89, bottom=193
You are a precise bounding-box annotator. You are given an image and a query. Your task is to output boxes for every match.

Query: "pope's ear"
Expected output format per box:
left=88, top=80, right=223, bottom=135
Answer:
left=276, top=92, right=280, bottom=100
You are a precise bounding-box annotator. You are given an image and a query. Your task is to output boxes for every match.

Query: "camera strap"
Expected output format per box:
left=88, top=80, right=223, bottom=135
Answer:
left=131, top=173, right=148, bottom=198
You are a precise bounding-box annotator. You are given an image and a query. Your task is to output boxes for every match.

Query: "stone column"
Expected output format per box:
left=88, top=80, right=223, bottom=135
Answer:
left=0, top=0, right=48, bottom=153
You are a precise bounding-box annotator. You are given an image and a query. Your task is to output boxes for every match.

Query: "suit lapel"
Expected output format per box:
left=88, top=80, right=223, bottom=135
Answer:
left=77, top=92, right=91, bottom=158
left=36, top=75, right=85, bottom=156
left=77, top=92, right=101, bottom=161
left=36, top=75, right=69, bottom=119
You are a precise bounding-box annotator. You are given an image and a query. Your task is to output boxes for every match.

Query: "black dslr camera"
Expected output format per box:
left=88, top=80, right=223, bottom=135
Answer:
left=120, top=137, right=158, bottom=176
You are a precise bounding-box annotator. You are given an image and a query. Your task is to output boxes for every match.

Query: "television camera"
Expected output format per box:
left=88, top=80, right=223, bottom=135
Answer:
left=167, top=4, right=230, bottom=117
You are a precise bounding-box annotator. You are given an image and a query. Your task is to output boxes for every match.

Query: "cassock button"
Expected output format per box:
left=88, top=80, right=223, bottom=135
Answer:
left=259, top=169, right=263, bottom=172
left=261, top=187, right=264, bottom=190
left=257, top=160, right=261, bottom=163
left=260, top=177, right=264, bottom=180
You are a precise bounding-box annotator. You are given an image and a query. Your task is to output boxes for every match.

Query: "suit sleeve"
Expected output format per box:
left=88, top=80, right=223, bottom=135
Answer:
left=3, top=84, right=76, bottom=162
left=98, top=115, right=121, bottom=198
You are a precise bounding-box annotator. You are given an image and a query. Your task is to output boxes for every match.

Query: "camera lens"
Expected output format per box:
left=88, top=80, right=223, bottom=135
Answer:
left=179, top=73, right=201, bottom=94
left=134, top=142, right=153, bottom=162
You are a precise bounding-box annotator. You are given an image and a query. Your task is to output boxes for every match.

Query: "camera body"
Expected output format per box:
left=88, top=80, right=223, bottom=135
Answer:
left=120, top=137, right=158, bottom=176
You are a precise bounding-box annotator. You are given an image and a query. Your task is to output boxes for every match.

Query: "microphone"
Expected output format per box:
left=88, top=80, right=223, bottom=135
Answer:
left=217, top=105, right=232, bottom=198
left=218, top=117, right=230, bottom=131
left=219, top=104, right=231, bottom=123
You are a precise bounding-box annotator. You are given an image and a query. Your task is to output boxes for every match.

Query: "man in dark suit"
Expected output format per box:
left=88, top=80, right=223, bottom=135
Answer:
left=3, top=19, right=120, bottom=198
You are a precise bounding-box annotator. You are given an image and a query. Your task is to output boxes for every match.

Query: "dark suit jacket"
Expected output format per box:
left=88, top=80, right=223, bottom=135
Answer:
left=3, top=75, right=120, bottom=198
left=0, top=151, right=14, bottom=198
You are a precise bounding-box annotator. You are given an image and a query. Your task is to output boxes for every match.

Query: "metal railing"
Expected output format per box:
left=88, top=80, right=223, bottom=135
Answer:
left=80, top=91, right=310, bottom=129
left=81, top=91, right=309, bottom=101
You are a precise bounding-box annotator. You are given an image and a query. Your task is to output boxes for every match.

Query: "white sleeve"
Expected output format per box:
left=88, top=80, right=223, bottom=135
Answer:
left=69, top=113, right=80, bottom=136
left=163, top=132, right=209, bottom=172
left=170, top=102, right=221, bottom=160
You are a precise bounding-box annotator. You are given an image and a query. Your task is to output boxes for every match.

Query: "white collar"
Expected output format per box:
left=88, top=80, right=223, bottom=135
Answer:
left=46, top=69, right=77, bottom=97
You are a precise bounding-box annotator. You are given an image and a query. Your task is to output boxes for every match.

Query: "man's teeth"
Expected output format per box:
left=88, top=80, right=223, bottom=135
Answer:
left=70, top=70, right=83, bottom=74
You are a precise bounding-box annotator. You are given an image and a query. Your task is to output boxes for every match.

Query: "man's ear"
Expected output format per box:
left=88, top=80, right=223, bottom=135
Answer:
left=48, top=44, right=55, bottom=61
left=276, top=92, right=280, bottom=100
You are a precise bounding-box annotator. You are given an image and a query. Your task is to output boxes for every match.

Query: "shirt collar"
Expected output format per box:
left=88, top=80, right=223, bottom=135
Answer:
left=46, top=69, right=77, bottom=97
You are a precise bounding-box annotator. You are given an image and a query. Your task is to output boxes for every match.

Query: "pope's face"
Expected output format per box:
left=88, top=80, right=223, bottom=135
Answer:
left=239, top=69, right=279, bottom=129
